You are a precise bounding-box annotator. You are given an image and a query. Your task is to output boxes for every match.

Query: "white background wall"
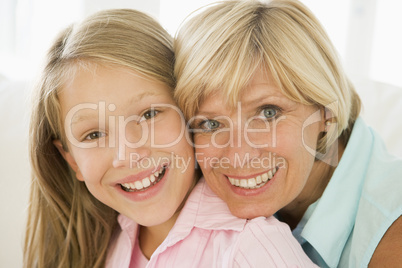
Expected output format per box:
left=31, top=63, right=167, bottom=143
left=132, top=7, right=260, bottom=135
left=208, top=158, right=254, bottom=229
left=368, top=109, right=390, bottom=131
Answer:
left=1, top=0, right=401, bottom=87
left=0, top=0, right=401, bottom=267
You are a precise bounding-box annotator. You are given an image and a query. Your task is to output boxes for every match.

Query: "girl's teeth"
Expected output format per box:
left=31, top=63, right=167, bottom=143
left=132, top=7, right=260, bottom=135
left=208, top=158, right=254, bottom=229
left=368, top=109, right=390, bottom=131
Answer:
left=142, top=177, right=151, bottom=187
left=120, top=165, right=167, bottom=192
left=228, top=167, right=278, bottom=189
left=135, top=181, right=143, bottom=190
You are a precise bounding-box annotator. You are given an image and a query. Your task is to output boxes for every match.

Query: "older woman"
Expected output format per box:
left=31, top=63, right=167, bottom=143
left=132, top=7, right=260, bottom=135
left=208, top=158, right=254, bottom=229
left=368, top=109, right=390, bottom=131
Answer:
left=174, top=0, right=402, bottom=267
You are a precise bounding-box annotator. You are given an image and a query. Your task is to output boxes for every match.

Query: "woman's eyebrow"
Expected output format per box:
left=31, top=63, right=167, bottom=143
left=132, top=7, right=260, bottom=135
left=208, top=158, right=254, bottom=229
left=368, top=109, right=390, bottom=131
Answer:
left=195, top=110, right=226, bottom=118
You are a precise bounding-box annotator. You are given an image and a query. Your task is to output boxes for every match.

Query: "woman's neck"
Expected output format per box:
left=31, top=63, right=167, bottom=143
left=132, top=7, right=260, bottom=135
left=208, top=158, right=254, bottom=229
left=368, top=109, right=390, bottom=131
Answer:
left=278, top=142, right=345, bottom=230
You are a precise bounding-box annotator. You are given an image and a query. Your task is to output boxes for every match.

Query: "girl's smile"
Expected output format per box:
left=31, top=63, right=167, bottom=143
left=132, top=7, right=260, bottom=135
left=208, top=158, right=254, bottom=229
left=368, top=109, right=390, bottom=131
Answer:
left=118, top=164, right=167, bottom=192
left=56, top=63, right=195, bottom=227
left=115, top=164, right=170, bottom=202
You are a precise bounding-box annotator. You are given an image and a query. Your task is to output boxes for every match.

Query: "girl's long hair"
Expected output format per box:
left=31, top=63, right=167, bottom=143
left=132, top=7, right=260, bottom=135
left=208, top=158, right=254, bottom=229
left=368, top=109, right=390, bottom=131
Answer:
left=24, top=9, right=175, bottom=268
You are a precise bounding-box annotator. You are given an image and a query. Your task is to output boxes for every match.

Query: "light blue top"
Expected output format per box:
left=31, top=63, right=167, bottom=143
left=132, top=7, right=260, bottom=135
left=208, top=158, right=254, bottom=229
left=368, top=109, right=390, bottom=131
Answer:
left=293, top=117, right=402, bottom=268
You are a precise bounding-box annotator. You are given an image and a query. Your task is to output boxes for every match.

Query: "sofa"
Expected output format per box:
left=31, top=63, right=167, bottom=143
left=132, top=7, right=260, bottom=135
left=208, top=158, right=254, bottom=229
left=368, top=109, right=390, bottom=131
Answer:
left=1, top=75, right=401, bottom=267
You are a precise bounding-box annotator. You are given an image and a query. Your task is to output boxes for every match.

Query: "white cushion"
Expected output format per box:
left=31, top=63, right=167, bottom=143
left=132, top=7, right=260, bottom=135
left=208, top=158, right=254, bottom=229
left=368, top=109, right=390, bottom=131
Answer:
left=0, top=77, right=31, bottom=268
left=353, top=77, right=402, bottom=158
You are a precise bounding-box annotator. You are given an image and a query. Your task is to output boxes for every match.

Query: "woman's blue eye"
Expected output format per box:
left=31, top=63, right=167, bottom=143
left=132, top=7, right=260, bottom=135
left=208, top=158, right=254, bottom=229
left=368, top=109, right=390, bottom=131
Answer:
left=85, top=131, right=106, bottom=140
left=262, top=107, right=277, bottom=119
left=201, top=119, right=220, bottom=131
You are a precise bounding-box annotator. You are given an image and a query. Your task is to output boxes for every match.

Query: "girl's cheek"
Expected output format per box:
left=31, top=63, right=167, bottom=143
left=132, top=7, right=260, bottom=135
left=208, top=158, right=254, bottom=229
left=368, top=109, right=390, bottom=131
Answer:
left=152, top=122, right=185, bottom=146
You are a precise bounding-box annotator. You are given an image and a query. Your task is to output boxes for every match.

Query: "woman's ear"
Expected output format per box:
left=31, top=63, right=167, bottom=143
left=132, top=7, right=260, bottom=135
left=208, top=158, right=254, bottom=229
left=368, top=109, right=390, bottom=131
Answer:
left=324, top=108, right=335, bottom=133
left=320, top=107, right=334, bottom=133
left=53, top=140, right=85, bottom=181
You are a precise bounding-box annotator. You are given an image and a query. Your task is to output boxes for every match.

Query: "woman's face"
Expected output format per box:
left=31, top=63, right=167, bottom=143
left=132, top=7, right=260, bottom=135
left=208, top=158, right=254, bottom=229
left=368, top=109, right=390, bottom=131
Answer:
left=56, top=64, right=195, bottom=227
left=192, top=68, right=325, bottom=219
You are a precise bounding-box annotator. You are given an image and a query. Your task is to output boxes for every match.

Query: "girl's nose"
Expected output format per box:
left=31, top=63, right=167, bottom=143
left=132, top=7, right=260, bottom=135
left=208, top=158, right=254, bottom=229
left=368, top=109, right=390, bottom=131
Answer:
left=112, top=120, right=152, bottom=168
left=112, top=145, right=152, bottom=169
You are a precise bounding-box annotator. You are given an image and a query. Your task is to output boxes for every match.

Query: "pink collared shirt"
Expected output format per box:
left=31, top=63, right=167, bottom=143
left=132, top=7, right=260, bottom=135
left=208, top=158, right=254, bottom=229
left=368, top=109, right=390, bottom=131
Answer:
left=106, top=178, right=317, bottom=267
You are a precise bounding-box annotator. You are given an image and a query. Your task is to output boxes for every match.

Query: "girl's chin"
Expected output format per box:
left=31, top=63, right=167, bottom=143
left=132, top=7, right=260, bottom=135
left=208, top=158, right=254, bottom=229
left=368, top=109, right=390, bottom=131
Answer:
left=228, top=204, right=273, bottom=219
left=128, top=212, right=176, bottom=227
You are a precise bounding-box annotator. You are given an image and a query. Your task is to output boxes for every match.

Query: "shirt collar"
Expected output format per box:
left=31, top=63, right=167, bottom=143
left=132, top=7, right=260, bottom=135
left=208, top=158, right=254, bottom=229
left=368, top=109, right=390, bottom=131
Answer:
left=156, top=178, right=247, bottom=251
left=194, top=178, right=247, bottom=231
left=300, top=118, right=374, bottom=267
left=115, top=178, right=247, bottom=262
left=117, top=213, right=139, bottom=247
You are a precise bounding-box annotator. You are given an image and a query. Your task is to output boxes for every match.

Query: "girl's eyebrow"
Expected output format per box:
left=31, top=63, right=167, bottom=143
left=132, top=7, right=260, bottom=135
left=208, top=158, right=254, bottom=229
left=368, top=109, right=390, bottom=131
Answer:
left=71, top=113, right=98, bottom=126
left=69, top=92, right=161, bottom=126
left=128, top=91, right=158, bottom=105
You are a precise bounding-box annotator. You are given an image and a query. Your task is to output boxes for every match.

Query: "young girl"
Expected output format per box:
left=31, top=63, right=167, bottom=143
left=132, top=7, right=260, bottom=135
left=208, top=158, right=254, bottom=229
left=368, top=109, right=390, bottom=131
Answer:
left=24, top=8, right=316, bottom=268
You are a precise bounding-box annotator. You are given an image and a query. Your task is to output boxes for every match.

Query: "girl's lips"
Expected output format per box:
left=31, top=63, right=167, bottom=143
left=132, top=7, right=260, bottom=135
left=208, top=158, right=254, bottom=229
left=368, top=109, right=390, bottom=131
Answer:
left=115, top=163, right=168, bottom=185
left=115, top=164, right=170, bottom=202
left=120, top=165, right=167, bottom=192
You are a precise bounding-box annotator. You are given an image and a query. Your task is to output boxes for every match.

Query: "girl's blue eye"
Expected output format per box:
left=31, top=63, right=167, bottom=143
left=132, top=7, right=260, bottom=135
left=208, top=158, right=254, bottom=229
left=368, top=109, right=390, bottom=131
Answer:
left=140, top=109, right=159, bottom=121
left=85, top=131, right=106, bottom=140
left=201, top=119, right=220, bottom=131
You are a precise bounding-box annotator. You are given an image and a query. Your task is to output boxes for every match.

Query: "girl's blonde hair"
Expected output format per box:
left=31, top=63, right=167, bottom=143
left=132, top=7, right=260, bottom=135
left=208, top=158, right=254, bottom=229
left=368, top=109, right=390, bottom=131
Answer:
left=174, top=0, right=361, bottom=153
left=24, top=9, right=175, bottom=268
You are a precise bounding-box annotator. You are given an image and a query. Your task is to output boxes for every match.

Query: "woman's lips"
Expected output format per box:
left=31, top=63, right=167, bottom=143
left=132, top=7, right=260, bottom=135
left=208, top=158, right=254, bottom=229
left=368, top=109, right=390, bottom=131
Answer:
left=226, top=167, right=278, bottom=189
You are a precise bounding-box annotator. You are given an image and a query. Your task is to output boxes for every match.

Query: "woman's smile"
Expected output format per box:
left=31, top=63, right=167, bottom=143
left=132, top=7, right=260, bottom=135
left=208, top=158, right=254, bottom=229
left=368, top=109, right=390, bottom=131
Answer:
left=225, top=166, right=278, bottom=189
left=193, top=68, right=323, bottom=219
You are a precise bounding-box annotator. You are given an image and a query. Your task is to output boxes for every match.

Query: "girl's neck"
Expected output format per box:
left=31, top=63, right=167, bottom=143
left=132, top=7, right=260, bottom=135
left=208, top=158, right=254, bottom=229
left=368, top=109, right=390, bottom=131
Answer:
left=139, top=211, right=180, bottom=259
left=138, top=176, right=198, bottom=259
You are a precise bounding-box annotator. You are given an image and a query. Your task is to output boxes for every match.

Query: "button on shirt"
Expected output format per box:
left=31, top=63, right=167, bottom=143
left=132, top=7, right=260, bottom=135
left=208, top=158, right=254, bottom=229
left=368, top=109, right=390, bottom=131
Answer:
left=293, top=118, right=402, bottom=267
left=106, top=178, right=317, bottom=267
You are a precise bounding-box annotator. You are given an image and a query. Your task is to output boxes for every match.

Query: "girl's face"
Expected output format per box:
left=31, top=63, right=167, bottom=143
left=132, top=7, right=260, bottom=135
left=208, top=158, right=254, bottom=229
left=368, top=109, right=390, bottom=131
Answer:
left=192, top=67, right=325, bottom=219
left=56, top=64, right=195, bottom=227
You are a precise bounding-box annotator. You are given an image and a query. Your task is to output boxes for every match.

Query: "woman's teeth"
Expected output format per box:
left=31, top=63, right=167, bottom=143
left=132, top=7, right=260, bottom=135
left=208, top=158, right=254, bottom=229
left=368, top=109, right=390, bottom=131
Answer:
left=120, top=166, right=166, bottom=192
left=228, top=167, right=278, bottom=189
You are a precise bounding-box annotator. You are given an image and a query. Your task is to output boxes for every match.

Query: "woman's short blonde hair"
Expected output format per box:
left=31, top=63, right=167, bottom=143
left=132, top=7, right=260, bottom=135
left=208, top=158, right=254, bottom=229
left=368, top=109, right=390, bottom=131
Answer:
left=174, top=0, right=361, bottom=152
left=25, top=9, right=174, bottom=268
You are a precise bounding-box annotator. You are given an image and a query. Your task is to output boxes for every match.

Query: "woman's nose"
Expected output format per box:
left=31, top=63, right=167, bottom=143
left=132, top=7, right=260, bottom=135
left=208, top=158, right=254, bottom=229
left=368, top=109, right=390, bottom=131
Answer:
left=218, top=126, right=263, bottom=168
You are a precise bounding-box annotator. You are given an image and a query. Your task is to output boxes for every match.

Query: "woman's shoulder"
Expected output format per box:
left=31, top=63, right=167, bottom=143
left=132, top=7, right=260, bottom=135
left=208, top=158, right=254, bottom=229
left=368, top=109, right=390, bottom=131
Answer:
left=337, top=117, right=402, bottom=266
left=355, top=117, right=402, bottom=209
